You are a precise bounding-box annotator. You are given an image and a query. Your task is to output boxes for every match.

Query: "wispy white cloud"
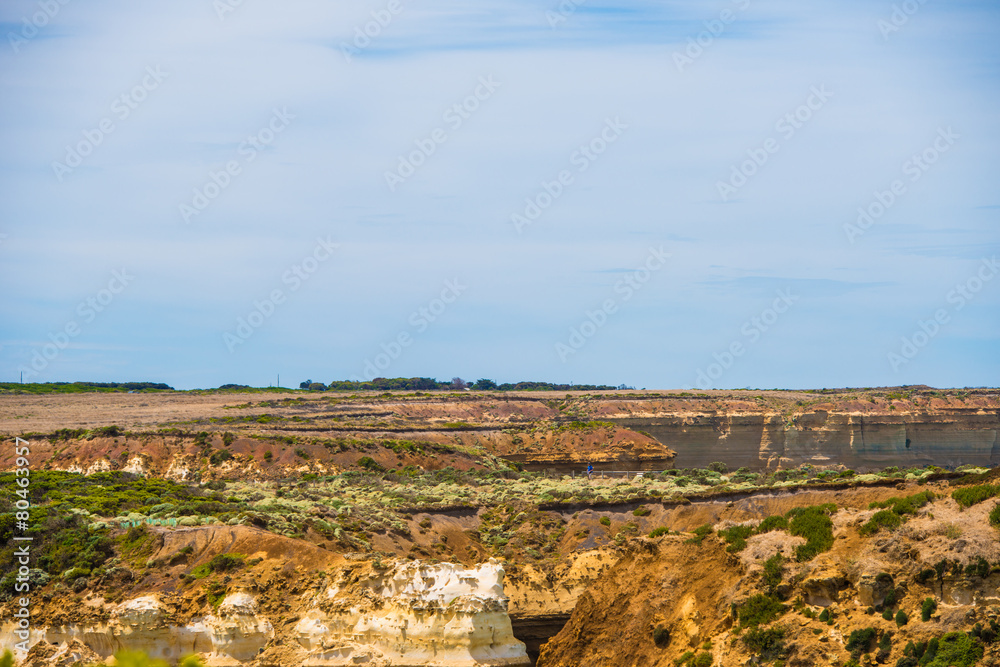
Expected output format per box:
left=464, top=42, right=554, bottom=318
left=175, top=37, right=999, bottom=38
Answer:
left=0, top=0, right=997, bottom=389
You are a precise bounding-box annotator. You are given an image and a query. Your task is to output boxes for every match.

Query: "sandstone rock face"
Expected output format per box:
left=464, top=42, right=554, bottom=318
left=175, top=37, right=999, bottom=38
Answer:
left=294, top=559, right=530, bottom=666
left=2, top=561, right=528, bottom=667
left=800, top=573, right=847, bottom=607
left=615, top=408, right=999, bottom=470
left=34, top=593, right=274, bottom=665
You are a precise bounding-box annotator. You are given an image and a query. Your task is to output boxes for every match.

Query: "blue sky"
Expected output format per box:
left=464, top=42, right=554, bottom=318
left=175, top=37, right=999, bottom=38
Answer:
left=0, top=0, right=997, bottom=390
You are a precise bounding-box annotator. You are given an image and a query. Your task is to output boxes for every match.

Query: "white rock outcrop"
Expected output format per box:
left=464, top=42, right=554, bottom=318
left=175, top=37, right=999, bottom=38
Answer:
left=7, top=593, right=273, bottom=666
left=295, top=559, right=530, bottom=666
left=1, top=560, right=527, bottom=666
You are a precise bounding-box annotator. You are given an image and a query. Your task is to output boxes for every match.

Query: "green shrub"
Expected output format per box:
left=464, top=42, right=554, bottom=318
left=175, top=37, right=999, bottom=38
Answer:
left=756, top=515, right=788, bottom=533
left=921, top=597, right=937, bottom=621
left=738, top=594, right=786, bottom=628
left=719, top=524, right=754, bottom=553
left=883, top=608, right=894, bottom=620
left=357, top=456, right=384, bottom=472
left=870, top=490, right=934, bottom=515
left=859, top=509, right=903, bottom=536
left=964, top=556, right=990, bottom=578
left=896, top=609, right=908, bottom=626
left=693, top=653, right=712, bottom=667
left=683, top=523, right=713, bottom=545
left=207, top=553, right=244, bottom=572
left=263, top=450, right=273, bottom=461
left=989, top=503, right=1000, bottom=529
left=92, top=425, right=123, bottom=438
left=922, top=632, right=983, bottom=667
left=763, top=553, right=784, bottom=593
left=209, top=450, right=233, bottom=465
left=877, top=633, right=893, bottom=663
left=846, top=627, right=878, bottom=659
left=742, top=626, right=786, bottom=659
left=952, top=484, right=1000, bottom=509
left=649, top=526, right=669, bottom=538
left=652, top=625, right=670, bottom=648
left=599, top=516, right=611, bottom=527
left=818, top=609, right=830, bottom=623
left=787, top=504, right=835, bottom=561
left=633, top=506, right=652, bottom=517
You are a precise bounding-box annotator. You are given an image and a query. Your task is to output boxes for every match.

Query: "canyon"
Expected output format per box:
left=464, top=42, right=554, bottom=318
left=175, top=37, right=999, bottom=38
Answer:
left=0, top=386, right=997, bottom=666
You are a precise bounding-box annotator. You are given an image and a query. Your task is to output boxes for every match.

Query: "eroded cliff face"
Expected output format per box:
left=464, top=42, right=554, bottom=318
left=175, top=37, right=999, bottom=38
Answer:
left=1, top=592, right=273, bottom=666
left=2, top=560, right=529, bottom=667
left=613, top=407, right=999, bottom=471
left=293, top=560, right=529, bottom=666
left=537, top=482, right=1000, bottom=667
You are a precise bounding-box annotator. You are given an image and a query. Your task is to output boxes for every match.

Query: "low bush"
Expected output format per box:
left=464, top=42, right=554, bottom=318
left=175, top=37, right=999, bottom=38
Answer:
left=738, top=594, right=786, bottom=628
left=357, top=456, right=384, bottom=472
left=870, top=490, right=934, bottom=515
left=787, top=504, right=835, bottom=561
left=742, top=626, right=786, bottom=660
left=756, top=515, right=788, bottom=533
left=846, top=627, right=878, bottom=659
left=763, top=553, right=784, bottom=594
left=649, top=526, right=669, bottom=538
left=719, top=524, right=754, bottom=553
left=964, top=556, right=990, bottom=578
left=921, top=597, right=937, bottom=621
left=921, top=631, right=983, bottom=667
left=859, top=509, right=902, bottom=536
left=684, top=524, right=713, bottom=545
left=951, top=484, right=1000, bottom=509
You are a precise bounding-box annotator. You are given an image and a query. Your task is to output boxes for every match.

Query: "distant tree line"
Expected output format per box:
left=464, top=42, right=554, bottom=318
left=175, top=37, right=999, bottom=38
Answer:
left=0, top=381, right=173, bottom=394
left=298, top=377, right=625, bottom=392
